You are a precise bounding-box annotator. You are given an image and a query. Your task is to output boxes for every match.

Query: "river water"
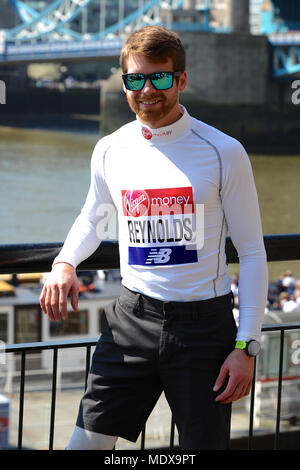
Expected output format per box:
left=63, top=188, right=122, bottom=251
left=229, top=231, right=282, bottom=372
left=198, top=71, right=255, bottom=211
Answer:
left=0, top=126, right=98, bottom=245
left=0, top=125, right=299, bottom=280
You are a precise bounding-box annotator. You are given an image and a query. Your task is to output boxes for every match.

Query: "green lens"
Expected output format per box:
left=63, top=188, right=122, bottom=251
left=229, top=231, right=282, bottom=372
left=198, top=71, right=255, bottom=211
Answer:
left=151, top=72, right=173, bottom=90
left=126, top=74, right=145, bottom=91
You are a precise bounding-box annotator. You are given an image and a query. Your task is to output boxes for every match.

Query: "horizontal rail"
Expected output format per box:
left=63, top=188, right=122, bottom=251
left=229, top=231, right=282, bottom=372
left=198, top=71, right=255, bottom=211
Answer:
left=261, top=322, right=300, bottom=333
left=4, top=322, right=300, bottom=354
left=4, top=337, right=98, bottom=353
left=0, top=233, right=300, bottom=274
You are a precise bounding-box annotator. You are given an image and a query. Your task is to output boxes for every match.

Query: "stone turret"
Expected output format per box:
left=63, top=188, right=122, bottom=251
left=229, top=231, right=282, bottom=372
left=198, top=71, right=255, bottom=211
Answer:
left=0, top=0, right=19, bottom=29
left=0, top=2, right=26, bottom=91
left=230, top=0, right=250, bottom=33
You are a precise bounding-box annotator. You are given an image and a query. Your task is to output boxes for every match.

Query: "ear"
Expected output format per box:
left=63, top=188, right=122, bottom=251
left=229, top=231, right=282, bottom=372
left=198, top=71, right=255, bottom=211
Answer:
left=121, top=71, right=127, bottom=93
left=178, top=71, right=187, bottom=92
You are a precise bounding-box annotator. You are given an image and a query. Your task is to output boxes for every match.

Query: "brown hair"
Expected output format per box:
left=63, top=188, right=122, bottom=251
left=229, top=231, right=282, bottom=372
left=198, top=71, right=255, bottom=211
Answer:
left=120, top=26, right=186, bottom=73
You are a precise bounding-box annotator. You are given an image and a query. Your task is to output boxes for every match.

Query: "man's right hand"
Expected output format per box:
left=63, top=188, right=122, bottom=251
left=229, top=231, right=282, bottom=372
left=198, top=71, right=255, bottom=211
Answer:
left=40, top=262, right=80, bottom=322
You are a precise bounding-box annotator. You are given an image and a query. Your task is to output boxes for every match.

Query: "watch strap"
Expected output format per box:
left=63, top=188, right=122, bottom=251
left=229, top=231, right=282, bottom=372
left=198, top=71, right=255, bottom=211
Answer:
left=235, top=340, right=247, bottom=350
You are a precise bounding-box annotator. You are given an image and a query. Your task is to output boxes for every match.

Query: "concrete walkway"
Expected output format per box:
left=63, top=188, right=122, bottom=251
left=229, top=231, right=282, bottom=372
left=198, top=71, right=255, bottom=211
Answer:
left=4, top=388, right=271, bottom=450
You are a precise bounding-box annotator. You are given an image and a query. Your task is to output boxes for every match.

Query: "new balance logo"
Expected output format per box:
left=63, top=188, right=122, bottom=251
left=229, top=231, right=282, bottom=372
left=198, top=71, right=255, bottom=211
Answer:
left=145, top=248, right=172, bottom=265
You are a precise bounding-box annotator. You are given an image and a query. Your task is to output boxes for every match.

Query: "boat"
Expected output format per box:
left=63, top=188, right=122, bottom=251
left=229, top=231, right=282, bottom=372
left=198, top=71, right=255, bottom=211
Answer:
left=0, top=270, right=122, bottom=392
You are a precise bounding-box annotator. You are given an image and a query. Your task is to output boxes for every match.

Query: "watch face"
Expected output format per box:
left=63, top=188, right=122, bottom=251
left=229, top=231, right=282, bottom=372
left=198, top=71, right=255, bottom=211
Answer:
left=248, top=340, right=261, bottom=356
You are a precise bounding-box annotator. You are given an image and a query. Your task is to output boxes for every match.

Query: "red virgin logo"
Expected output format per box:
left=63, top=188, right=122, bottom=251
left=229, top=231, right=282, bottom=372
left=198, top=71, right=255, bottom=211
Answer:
left=141, top=127, right=152, bottom=140
left=123, top=189, right=150, bottom=217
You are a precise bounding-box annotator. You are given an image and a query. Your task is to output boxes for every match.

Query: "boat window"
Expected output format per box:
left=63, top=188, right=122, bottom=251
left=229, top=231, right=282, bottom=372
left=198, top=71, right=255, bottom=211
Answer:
left=15, top=306, right=41, bottom=344
left=49, top=310, right=88, bottom=336
left=0, top=313, right=8, bottom=343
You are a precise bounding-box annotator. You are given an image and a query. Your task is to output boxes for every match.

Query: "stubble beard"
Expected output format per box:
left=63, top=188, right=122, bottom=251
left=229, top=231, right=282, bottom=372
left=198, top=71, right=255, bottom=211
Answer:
left=126, top=91, right=178, bottom=128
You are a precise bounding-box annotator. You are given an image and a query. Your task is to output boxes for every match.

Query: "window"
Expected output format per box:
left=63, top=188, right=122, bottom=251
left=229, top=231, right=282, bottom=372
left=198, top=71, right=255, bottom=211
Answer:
left=49, top=310, right=88, bottom=336
left=0, top=313, right=8, bottom=343
left=15, top=306, right=41, bottom=344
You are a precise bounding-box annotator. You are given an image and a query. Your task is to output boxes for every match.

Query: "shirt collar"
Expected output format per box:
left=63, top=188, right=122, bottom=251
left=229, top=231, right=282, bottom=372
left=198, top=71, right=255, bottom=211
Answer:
left=136, top=105, right=192, bottom=144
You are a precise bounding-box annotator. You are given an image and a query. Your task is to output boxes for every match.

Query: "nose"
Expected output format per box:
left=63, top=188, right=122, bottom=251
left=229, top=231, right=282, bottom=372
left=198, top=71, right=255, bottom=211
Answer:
left=142, top=78, right=156, bottom=93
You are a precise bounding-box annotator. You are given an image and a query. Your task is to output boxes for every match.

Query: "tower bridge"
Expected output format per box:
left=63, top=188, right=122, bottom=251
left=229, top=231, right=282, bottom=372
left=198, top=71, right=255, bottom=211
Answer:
left=0, top=0, right=299, bottom=77
left=0, top=1, right=299, bottom=147
left=0, top=0, right=187, bottom=64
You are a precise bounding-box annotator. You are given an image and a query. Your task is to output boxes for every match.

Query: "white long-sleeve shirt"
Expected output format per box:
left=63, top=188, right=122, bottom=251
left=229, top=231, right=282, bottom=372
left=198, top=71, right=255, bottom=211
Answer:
left=54, top=106, right=268, bottom=341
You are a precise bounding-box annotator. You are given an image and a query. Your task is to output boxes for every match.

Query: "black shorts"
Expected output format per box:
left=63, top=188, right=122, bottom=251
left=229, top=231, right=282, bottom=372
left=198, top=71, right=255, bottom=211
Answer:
left=76, top=286, right=237, bottom=450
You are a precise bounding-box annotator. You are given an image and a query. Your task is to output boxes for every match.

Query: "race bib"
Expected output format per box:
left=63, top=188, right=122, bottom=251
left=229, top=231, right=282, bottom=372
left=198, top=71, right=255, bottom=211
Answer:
left=121, top=187, right=203, bottom=266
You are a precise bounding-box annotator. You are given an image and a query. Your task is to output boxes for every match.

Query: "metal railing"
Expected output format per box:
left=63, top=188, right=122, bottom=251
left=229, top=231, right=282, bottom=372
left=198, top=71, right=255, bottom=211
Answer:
left=4, top=322, right=300, bottom=451
left=1, top=233, right=300, bottom=450
left=4, top=337, right=178, bottom=451
left=4, top=338, right=97, bottom=451
left=249, top=322, right=300, bottom=451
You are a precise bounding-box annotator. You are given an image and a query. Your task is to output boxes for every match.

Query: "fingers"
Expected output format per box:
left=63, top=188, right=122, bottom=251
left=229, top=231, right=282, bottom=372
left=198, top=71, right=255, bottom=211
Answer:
left=41, top=284, right=62, bottom=321
left=40, top=282, right=71, bottom=321
left=39, top=284, right=48, bottom=318
left=39, top=264, right=79, bottom=322
left=70, top=285, right=79, bottom=313
left=215, top=376, right=252, bottom=404
left=224, top=382, right=252, bottom=404
left=214, top=349, right=255, bottom=404
left=215, top=381, right=243, bottom=404
left=50, top=285, right=60, bottom=321
left=213, top=365, right=228, bottom=393
left=58, top=285, right=69, bottom=321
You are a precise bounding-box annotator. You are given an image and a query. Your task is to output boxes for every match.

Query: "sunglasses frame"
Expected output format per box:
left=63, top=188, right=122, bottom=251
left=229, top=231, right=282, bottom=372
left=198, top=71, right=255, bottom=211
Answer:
left=122, top=71, right=182, bottom=91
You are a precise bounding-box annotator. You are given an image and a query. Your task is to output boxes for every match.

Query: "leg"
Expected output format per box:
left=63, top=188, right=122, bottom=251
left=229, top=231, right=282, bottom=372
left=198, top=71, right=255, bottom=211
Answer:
left=159, top=298, right=236, bottom=450
left=162, top=366, right=232, bottom=450
left=66, top=426, right=118, bottom=450
left=71, top=292, right=163, bottom=444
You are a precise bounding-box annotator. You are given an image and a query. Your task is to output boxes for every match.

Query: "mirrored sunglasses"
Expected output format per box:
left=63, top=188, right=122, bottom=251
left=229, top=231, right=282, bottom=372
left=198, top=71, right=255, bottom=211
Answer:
left=122, top=71, right=181, bottom=91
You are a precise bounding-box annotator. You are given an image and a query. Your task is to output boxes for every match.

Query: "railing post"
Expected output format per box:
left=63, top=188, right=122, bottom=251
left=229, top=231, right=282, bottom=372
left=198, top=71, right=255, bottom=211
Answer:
left=248, top=357, right=257, bottom=450
left=49, top=348, right=58, bottom=450
left=274, top=329, right=285, bottom=450
left=85, top=345, right=91, bottom=391
left=18, top=351, right=26, bottom=450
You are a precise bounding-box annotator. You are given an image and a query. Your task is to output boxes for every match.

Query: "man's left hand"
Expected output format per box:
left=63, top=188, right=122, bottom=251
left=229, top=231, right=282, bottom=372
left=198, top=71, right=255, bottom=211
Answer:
left=213, top=349, right=255, bottom=404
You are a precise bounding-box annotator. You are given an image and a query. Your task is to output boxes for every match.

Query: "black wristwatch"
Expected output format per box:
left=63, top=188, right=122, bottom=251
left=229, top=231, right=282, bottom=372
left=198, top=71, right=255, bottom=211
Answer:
left=235, top=340, right=261, bottom=357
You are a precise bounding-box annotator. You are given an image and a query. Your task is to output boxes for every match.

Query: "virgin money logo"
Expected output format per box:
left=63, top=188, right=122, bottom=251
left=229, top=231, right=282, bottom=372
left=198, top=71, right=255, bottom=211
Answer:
left=123, top=189, right=150, bottom=217
left=141, top=127, right=152, bottom=140
left=122, top=187, right=194, bottom=218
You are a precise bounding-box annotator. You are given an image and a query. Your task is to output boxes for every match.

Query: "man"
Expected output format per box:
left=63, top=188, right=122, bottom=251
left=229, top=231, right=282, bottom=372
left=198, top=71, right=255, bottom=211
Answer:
left=40, top=26, right=268, bottom=450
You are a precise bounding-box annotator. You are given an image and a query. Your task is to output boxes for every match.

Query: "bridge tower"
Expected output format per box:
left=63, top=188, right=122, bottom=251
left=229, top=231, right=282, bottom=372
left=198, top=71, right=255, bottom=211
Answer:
left=0, top=0, right=19, bottom=29
left=0, top=1, right=27, bottom=91
left=230, top=0, right=250, bottom=33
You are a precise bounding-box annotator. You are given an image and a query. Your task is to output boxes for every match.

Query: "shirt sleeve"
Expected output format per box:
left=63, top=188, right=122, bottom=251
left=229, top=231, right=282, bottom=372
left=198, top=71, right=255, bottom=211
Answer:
left=52, top=138, right=116, bottom=269
left=220, top=140, right=268, bottom=342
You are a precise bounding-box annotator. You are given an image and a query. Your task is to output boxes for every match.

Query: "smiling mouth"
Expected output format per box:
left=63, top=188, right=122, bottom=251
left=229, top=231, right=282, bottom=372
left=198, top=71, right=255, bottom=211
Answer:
left=140, top=100, right=160, bottom=106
